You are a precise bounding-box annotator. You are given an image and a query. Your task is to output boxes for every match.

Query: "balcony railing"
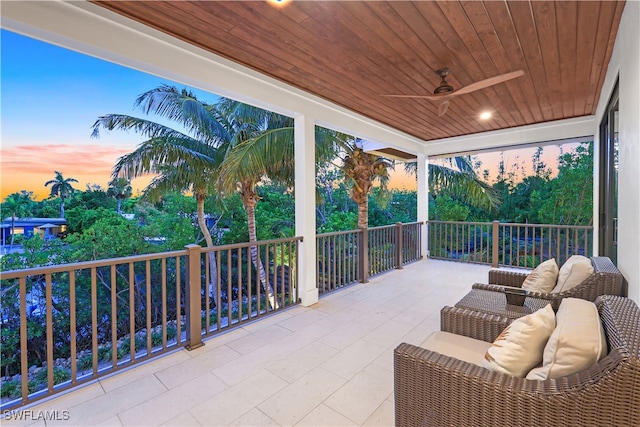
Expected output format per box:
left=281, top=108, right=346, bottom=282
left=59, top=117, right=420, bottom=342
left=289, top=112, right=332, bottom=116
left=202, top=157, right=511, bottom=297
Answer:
left=427, top=220, right=593, bottom=268
left=1, top=222, right=425, bottom=410
left=1, top=219, right=595, bottom=409
left=0, top=237, right=301, bottom=410
left=316, top=222, right=423, bottom=295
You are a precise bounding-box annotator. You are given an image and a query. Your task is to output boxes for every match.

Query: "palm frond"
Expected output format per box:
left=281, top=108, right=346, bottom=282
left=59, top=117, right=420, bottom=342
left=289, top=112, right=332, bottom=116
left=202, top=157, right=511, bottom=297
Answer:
left=429, top=163, right=500, bottom=209
left=91, top=114, right=194, bottom=141
left=112, top=136, right=217, bottom=179
left=133, top=85, right=231, bottom=144
left=217, top=127, right=296, bottom=194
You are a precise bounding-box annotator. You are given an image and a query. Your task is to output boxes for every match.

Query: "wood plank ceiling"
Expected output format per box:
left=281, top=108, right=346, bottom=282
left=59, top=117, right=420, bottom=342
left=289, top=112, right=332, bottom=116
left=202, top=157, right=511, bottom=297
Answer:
left=93, top=0, right=625, bottom=143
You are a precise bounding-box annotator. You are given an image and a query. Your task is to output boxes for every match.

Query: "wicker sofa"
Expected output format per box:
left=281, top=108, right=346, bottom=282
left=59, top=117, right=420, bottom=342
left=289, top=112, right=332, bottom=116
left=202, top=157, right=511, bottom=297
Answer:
left=473, top=256, right=624, bottom=309
left=394, top=295, right=640, bottom=427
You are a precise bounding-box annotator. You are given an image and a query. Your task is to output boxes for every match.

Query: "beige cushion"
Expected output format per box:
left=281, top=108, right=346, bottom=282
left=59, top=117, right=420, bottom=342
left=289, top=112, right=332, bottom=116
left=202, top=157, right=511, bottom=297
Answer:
left=482, top=304, right=556, bottom=377
left=522, top=258, right=559, bottom=292
left=420, top=331, right=492, bottom=367
left=526, top=298, right=607, bottom=380
left=552, top=255, right=594, bottom=293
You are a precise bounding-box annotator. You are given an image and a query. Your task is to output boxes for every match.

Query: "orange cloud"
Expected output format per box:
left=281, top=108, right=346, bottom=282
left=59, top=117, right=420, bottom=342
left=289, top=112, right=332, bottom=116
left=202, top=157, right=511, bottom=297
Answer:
left=1, top=144, right=151, bottom=200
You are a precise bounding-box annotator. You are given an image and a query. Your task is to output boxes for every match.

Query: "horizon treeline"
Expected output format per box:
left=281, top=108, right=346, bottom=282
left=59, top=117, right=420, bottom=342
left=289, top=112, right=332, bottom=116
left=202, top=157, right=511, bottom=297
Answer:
left=0, top=141, right=592, bottom=270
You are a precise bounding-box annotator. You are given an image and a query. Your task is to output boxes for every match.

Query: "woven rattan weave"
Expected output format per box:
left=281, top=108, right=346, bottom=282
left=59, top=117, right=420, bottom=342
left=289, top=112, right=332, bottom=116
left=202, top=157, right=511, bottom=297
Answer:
left=395, top=295, right=640, bottom=427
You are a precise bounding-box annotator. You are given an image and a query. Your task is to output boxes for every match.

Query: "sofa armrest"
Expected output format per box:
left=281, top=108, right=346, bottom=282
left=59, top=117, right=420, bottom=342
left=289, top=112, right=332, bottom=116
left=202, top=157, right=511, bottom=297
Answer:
left=394, top=338, right=637, bottom=427
left=440, top=305, right=511, bottom=342
left=488, top=268, right=528, bottom=287
left=473, top=283, right=511, bottom=292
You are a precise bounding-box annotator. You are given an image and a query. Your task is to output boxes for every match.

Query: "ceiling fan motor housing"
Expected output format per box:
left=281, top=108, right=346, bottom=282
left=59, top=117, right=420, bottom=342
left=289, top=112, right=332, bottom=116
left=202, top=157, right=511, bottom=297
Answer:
left=433, top=67, right=454, bottom=94
left=434, top=82, right=454, bottom=94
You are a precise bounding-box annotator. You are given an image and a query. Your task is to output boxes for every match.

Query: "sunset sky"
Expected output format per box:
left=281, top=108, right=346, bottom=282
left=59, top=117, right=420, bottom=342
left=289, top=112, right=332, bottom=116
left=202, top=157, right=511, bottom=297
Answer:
left=1, top=30, right=578, bottom=201
left=1, top=30, right=213, bottom=200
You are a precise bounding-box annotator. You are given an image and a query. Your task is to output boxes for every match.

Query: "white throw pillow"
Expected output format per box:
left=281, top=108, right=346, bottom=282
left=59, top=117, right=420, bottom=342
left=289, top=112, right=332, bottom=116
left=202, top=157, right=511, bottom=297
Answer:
left=522, top=258, right=559, bottom=292
left=552, top=255, right=594, bottom=293
left=482, top=304, right=556, bottom=377
left=526, top=298, right=607, bottom=380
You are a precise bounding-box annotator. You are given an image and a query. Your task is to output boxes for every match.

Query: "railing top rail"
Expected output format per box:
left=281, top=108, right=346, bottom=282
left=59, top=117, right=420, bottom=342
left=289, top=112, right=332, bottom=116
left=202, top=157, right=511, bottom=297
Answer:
left=426, top=220, right=592, bottom=230
left=316, top=229, right=363, bottom=238
left=497, top=222, right=592, bottom=229
left=0, top=249, right=188, bottom=278
left=0, top=236, right=304, bottom=279
left=426, top=220, right=492, bottom=226
left=368, top=224, right=399, bottom=231
left=200, top=236, right=302, bottom=253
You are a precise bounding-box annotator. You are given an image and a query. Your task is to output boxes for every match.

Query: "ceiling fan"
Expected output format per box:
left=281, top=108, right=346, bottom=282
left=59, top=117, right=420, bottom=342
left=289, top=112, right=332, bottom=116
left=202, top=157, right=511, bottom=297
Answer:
left=383, top=68, right=525, bottom=117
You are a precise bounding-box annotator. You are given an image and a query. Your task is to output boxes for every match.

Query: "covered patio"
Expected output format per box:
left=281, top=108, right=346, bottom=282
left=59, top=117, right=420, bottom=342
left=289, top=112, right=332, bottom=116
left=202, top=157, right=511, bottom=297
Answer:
left=2, top=0, right=637, bottom=305
left=1, top=1, right=639, bottom=425
left=1, top=260, right=490, bottom=426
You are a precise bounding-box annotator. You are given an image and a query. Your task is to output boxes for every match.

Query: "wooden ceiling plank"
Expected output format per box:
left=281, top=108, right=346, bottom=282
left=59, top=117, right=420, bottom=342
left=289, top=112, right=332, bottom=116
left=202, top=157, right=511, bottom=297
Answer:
left=573, top=1, right=602, bottom=116
left=554, top=1, right=579, bottom=118
left=507, top=1, right=555, bottom=122
left=461, top=1, right=530, bottom=124
left=325, top=2, right=446, bottom=101
left=342, top=2, right=472, bottom=134
left=201, top=3, right=415, bottom=129
left=413, top=1, right=497, bottom=120
left=364, top=3, right=473, bottom=127
left=93, top=0, right=625, bottom=143
left=436, top=0, right=520, bottom=128
left=267, top=4, right=450, bottom=136
left=361, top=2, right=441, bottom=94
left=484, top=1, right=544, bottom=124
left=397, top=1, right=498, bottom=132
left=384, top=1, right=472, bottom=122
left=530, top=1, right=564, bottom=120
left=584, top=1, right=622, bottom=114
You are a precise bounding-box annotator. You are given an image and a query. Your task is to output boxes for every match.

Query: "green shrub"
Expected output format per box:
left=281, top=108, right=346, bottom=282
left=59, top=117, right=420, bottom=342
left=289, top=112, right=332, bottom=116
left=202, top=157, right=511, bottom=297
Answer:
left=34, top=366, right=71, bottom=385
left=77, top=354, right=93, bottom=371
left=0, top=379, right=20, bottom=398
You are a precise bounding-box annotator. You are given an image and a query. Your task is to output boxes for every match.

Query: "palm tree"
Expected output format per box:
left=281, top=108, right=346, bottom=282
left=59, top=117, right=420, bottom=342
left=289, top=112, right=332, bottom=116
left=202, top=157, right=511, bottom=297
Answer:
left=405, top=157, right=500, bottom=211
left=2, top=192, right=33, bottom=248
left=45, top=171, right=77, bottom=218
left=340, top=143, right=393, bottom=229
left=219, top=116, right=393, bottom=229
left=107, top=177, right=133, bottom=214
left=92, top=85, right=226, bottom=305
left=211, top=99, right=300, bottom=309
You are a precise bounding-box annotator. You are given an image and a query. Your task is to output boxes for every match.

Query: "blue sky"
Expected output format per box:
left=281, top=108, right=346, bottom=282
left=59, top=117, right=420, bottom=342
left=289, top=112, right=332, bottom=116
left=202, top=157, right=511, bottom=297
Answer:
left=1, top=29, right=216, bottom=199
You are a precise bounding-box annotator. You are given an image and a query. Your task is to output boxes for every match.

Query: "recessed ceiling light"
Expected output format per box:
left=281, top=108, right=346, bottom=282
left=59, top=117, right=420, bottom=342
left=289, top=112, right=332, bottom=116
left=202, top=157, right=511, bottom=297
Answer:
left=479, top=111, right=492, bottom=120
left=266, top=0, right=291, bottom=8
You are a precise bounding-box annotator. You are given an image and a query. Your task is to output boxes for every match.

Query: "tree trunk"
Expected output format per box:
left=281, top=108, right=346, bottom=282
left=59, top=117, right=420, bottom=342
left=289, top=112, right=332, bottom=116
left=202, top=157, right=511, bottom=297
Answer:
left=116, top=198, right=122, bottom=214
left=357, top=197, right=368, bottom=229
left=60, top=197, right=65, bottom=219
left=196, top=192, right=218, bottom=307
left=241, top=182, right=278, bottom=310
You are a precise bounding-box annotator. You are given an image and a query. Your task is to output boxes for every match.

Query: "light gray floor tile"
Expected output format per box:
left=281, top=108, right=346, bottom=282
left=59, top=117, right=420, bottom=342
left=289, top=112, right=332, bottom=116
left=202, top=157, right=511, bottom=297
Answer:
left=8, top=260, right=489, bottom=427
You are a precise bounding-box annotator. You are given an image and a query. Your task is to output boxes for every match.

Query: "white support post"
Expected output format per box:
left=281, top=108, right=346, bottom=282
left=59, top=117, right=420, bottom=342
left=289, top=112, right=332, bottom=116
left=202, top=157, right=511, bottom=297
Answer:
left=294, top=114, right=319, bottom=306
left=417, top=153, right=429, bottom=258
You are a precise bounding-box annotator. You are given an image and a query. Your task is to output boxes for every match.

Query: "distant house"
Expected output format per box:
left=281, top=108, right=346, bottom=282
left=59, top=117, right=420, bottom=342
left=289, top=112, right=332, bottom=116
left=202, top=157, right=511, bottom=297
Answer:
left=1, top=218, right=67, bottom=245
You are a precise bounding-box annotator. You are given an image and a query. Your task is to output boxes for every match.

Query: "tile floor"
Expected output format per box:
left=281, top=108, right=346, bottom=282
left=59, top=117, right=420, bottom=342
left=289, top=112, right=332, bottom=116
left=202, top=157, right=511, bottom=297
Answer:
left=2, top=259, right=490, bottom=427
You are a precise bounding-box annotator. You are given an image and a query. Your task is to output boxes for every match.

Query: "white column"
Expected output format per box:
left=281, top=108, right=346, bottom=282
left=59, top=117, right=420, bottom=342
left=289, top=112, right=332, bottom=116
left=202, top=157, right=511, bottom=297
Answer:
left=417, top=153, right=429, bottom=258
left=294, top=114, right=319, bottom=306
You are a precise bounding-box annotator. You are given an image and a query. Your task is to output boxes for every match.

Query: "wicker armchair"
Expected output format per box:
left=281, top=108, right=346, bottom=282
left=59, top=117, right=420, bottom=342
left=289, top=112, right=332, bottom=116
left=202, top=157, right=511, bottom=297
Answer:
left=473, top=256, right=624, bottom=309
left=394, top=295, right=640, bottom=427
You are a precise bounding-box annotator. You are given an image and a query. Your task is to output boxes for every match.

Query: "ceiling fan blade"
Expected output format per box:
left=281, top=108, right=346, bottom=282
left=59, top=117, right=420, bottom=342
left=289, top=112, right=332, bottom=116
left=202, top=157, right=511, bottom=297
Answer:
left=452, top=70, right=524, bottom=96
left=438, top=101, right=450, bottom=117
left=381, top=93, right=445, bottom=101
